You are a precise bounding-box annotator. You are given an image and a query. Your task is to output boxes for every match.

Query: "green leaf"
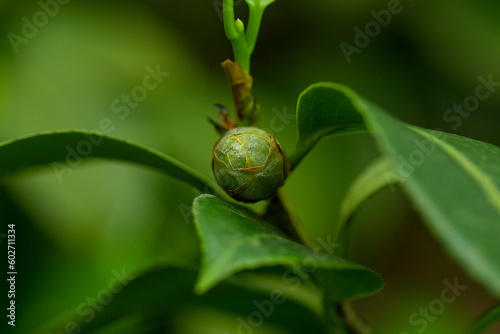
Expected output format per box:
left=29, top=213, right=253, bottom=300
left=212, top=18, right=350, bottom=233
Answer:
left=38, top=265, right=327, bottom=334
left=339, top=157, right=398, bottom=227
left=292, top=82, right=500, bottom=298
left=468, top=304, right=500, bottom=334
left=192, top=194, right=384, bottom=301
left=336, top=157, right=399, bottom=257
left=0, top=130, right=214, bottom=193
left=289, top=83, right=367, bottom=168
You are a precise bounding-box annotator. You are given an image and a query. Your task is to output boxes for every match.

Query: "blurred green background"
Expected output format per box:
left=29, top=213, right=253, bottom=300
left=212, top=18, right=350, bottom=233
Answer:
left=1, top=0, right=499, bottom=333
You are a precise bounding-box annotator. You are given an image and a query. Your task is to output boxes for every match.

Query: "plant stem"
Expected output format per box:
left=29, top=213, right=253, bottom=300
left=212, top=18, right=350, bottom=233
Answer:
left=264, top=192, right=375, bottom=334
left=341, top=303, right=375, bottom=334
left=244, top=5, right=266, bottom=72
left=223, top=0, right=249, bottom=72
left=263, top=189, right=311, bottom=246
left=289, top=142, right=315, bottom=171
left=334, top=216, right=354, bottom=258
left=223, top=0, right=238, bottom=40
left=265, top=193, right=373, bottom=334
left=322, top=299, right=375, bottom=334
left=222, top=2, right=374, bottom=333
left=223, top=0, right=272, bottom=74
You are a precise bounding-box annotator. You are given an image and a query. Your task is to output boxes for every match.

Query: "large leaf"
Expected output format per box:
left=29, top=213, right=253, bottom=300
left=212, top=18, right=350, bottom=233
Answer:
left=292, top=82, right=500, bottom=298
left=36, top=265, right=327, bottom=334
left=192, top=194, right=384, bottom=301
left=0, top=130, right=214, bottom=193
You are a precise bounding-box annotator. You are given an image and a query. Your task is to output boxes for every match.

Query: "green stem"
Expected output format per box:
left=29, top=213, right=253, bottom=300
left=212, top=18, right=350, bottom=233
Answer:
left=264, top=193, right=373, bottom=334
left=334, top=217, right=354, bottom=258
left=223, top=0, right=238, bottom=40
left=244, top=5, right=266, bottom=72
left=222, top=2, right=372, bottom=333
left=289, top=142, right=314, bottom=171
left=264, top=190, right=311, bottom=246
left=322, top=299, right=375, bottom=334
left=232, top=19, right=250, bottom=72
left=223, top=0, right=272, bottom=74
left=223, top=0, right=248, bottom=72
left=322, top=300, right=351, bottom=334
left=341, top=303, right=375, bottom=334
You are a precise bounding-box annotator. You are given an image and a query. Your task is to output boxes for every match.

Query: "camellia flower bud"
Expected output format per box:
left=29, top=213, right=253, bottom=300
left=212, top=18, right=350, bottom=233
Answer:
left=212, top=127, right=288, bottom=202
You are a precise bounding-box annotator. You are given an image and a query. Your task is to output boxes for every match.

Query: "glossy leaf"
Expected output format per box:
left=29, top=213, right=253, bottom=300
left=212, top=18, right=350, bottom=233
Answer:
left=290, top=83, right=367, bottom=168
left=0, top=130, right=214, bottom=193
left=192, top=194, right=384, bottom=301
left=292, top=82, right=500, bottom=298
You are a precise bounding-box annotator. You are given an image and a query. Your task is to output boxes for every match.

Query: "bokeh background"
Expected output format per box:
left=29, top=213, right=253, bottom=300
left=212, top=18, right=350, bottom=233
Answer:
left=1, top=0, right=499, bottom=333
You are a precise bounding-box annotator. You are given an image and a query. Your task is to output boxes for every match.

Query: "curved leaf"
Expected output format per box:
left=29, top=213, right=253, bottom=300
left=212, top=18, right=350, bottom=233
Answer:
left=290, top=83, right=367, bottom=168
left=339, top=157, right=398, bottom=227
left=336, top=157, right=399, bottom=257
left=0, top=130, right=214, bottom=193
left=192, top=194, right=384, bottom=301
left=292, top=82, right=500, bottom=298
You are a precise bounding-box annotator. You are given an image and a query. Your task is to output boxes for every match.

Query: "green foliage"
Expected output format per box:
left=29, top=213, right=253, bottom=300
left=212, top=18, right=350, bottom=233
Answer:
left=292, top=82, right=500, bottom=298
left=2, top=1, right=500, bottom=333
left=192, top=194, right=383, bottom=300
left=290, top=83, right=367, bottom=169
left=0, top=131, right=214, bottom=193
left=5, top=80, right=499, bottom=333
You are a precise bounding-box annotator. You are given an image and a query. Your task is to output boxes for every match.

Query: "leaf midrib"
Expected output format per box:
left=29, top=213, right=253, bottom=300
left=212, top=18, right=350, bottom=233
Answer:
left=411, top=127, right=500, bottom=214
left=404, top=128, right=500, bottom=293
left=206, top=233, right=296, bottom=276
left=203, top=228, right=361, bottom=284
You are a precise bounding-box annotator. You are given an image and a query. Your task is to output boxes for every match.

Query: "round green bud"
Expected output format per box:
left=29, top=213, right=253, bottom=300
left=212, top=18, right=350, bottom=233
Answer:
left=211, top=127, right=288, bottom=202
